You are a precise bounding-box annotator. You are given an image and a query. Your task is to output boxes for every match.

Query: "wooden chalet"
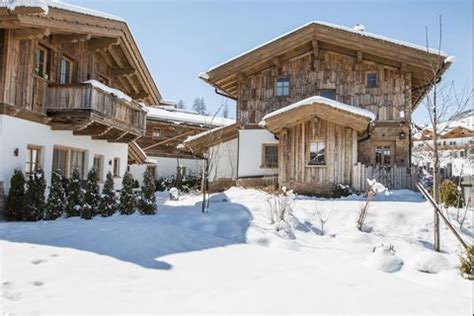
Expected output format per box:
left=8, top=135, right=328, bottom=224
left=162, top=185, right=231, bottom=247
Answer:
left=0, top=1, right=162, bottom=194
left=190, top=21, right=454, bottom=194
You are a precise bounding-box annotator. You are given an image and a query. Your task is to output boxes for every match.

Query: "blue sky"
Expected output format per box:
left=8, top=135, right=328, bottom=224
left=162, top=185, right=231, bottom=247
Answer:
left=67, top=0, right=472, bottom=124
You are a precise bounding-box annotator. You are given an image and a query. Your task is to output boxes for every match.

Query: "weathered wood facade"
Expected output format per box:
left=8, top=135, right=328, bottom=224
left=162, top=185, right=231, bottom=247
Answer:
left=278, top=118, right=358, bottom=195
left=0, top=6, right=160, bottom=141
left=198, top=22, right=452, bottom=194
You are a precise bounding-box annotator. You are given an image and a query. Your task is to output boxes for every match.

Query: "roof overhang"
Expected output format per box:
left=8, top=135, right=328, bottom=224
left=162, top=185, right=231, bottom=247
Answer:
left=182, top=123, right=240, bottom=154
left=199, top=22, right=453, bottom=110
left=260, top=96, right=374, bottom=133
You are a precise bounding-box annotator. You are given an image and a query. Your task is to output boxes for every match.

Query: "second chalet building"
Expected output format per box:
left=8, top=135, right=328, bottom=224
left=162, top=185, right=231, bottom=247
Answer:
left=0, top=1, right=161, bottom=192
left=185, top=22, right=454, bottom=194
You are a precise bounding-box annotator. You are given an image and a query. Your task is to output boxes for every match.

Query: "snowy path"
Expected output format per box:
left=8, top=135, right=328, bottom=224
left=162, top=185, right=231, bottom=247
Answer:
left=0, top=189, right=472, bottom=314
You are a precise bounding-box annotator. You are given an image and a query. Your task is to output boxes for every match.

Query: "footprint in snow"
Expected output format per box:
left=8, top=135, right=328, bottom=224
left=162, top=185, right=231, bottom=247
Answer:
left=3, top=291, right=22, bottom=301
left=31, top=259, right=47, bottom=265
left=2, top=281, right=12, bottom=289
left=32, top=281, right=44, bottom=287
left=49, top=254, right=59, bottom=258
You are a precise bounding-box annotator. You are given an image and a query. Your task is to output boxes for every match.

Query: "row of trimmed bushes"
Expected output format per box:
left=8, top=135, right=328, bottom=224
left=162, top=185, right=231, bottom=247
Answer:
left=5, top=168, right=157, bottom=222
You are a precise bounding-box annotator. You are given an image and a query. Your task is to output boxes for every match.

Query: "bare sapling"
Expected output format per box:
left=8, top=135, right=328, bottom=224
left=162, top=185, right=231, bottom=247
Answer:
left=315, top=202, right=334, bottom=235
left=266, top=187, right=297, bottom=239
left=357, top=179, right=387, bottom=231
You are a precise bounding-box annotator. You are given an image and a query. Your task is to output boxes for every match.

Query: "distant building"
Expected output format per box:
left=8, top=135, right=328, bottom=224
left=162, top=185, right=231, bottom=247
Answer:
left=413, top=110, right=474, bottom=176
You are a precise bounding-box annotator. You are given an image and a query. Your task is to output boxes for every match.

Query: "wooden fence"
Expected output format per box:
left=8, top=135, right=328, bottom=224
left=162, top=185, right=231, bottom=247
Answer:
left=352, top=163, right=421, bottom=192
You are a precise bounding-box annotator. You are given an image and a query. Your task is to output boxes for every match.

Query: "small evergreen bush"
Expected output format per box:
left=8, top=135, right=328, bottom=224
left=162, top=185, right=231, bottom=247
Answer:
left=45, top=171, right=66, bottom=220
left=460, top=245, right=474, bottom=280
left=82, top=169, right=100, bottom=220
left=99, top=172, right=118, bottom=217
left=120, top=172, right=136, bottom=215
left=137, top=171, right=157, bottom=215
left=65, top=168, right=83, bottom=217
left=440, top=180, right=462, bottom=208
left=5, top=169, right=26, bottom=221
left=154, top=173, right=201, bottom=193
left=24, top=168, right=46, bottom=221
left=333, top=183, right=352, bottom=198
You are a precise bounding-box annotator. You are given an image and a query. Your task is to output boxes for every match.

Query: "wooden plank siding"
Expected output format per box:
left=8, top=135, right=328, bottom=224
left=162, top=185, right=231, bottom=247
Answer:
left=237, top=50, right=412, bottom=167
left=278, top=116, right=356, bottom=195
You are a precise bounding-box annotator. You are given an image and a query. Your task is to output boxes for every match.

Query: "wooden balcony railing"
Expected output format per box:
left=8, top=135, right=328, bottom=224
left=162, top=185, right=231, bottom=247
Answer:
left=45, top=83, right=147, bottom=142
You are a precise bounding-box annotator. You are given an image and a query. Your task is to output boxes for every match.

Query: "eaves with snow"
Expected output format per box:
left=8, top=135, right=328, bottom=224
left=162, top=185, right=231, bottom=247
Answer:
left=146, top=106, right=235, bottom=129
left=198, top=21, right=455, bottom=109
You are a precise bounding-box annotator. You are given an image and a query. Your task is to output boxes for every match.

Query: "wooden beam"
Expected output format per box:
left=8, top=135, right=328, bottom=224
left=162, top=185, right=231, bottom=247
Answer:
left=14, top=28, right=50, bottom=40
left=142, top=130, right=195, bottom=151
left=88, top=37, right=119, bottom=52
left=111, top=67, right=136, bottom=76
left=130, top=91, right=148, bottom=100
left=357, top=50, right=363, bottom=63
left=53, top=33, right=92, bottom=44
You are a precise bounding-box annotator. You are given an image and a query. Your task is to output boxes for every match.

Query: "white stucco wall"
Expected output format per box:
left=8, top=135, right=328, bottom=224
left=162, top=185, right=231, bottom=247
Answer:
left=208, top=138, right=238, bottom=182
left=0, top=115, right=128, bottom=191
left=238, top=129, right=278, bottom=178
left=129, top=156, right=204, bottom=186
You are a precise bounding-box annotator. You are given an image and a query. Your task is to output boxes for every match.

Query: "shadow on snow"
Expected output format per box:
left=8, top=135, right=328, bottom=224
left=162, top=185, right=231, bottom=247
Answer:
left=0, top=192, right=252, bottom=270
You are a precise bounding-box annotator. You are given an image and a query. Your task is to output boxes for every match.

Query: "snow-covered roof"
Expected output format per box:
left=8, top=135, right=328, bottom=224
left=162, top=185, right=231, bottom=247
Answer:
left=184, top=123, right=231, bottom=144
left=146, top=106, right=235, bottom=128
left=205, top=21, right=451, bottom=73
left=260, top=96, right=376, bottom=124
left=0, top=0, right=125, bottom=21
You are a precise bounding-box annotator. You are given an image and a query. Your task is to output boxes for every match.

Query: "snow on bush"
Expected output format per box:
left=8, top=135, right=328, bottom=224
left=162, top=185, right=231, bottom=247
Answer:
left=412, top=251, right=451, bottom=274
left=367, top=243, right=404, bottom=273
left=169, top=187, right=179, bottom=201
left=266, top=187, right=298, bottom=239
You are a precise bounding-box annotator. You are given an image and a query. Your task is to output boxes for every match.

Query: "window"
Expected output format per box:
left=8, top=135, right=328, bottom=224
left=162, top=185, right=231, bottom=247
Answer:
left=367, top=72, right=377, bottom=88
left=35, top=46, right=49, bottom=79
left=53, top=147, right=68, bottom=177
left=275, top=77, right=290, bottom=97
left=449, top=141, right=456, bottom=145
left=320, top=90, right=336, bottom=100
left=147, top=165, right=157, bottom=179
left=113, top=158, right=121, bottom=177
left=59, top=56, right=73, bottom=84
left=26, top=145, right=42, bottom=175
left=152, top=128, right=161, bottom=139
left=375, top=146, right=391, bottom=166
left=93, top=155, right=104, bottom=181
left=52, top=147, right=87, bottom=179
left=262, top=144, right=278, bottom=168
left=308, top=141, right=326, bottom=165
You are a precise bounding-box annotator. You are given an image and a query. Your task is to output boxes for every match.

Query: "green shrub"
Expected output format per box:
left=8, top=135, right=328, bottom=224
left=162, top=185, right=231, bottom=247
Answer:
left=120, top=172, right=136, bottom=215
left=83, top=169, right=100, bottom=220
left=99, top=172, right=118, bottom=217
left=65, top=168, right=83, bottom=217
left=5, top=169, right=26, bottom=221
left=137, top=171, right=157, bottom=215
left=45, top=171, right=66, bottom=220
left=24, top=168, right=46, bottom=221
left=460, top=245, right=474, bottom=280
left=440, top=180, right=462, bottom=208
left=154, top=173, right=201, bottom=193
left=333, top=183, right=352, bottom=198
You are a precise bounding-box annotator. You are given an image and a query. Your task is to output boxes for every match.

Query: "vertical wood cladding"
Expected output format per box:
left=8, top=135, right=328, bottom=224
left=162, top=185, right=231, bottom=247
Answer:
left=237, top=49, right=412, bottom=166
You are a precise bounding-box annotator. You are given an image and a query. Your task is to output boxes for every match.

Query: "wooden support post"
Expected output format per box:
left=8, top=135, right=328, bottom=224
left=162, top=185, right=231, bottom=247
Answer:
left=434, top=212, right=440, bottom=251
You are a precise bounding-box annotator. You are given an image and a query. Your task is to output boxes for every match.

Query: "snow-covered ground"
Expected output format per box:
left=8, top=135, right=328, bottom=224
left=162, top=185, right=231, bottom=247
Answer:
left=0, top=188, right=472, bottom=314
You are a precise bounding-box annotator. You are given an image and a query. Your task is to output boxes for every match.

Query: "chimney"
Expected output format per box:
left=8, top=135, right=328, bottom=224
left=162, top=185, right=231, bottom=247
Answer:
left=353, top=24, right=366, bottom=32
